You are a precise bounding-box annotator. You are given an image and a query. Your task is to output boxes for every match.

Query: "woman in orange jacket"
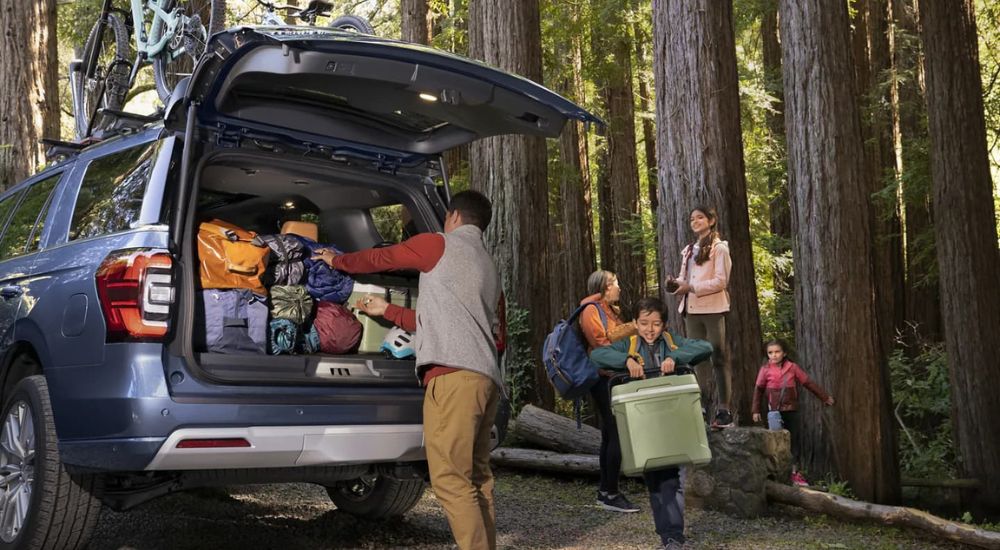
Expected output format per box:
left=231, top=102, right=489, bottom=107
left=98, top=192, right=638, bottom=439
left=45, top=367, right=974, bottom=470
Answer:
left=579, top=270, right=639, bottom=513
left=668, top=206, right=734, bottom=429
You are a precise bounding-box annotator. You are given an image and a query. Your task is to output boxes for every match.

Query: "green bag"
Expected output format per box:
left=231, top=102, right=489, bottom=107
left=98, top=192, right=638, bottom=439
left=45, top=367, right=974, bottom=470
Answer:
left=270, top=285, right=313, bottom=324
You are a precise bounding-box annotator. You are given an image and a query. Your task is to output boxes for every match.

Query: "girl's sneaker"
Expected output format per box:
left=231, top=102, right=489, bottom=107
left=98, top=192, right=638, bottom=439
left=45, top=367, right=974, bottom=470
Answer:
left=791, top=471, right=809, bottom=487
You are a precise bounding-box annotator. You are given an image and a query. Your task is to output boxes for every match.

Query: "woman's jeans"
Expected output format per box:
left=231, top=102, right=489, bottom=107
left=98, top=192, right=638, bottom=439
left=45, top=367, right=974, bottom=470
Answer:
left=685, top=313, right=731, bottom=411
left=644, top=467, right=685, bottom=544
left=590, top=376, right=622, bottom=494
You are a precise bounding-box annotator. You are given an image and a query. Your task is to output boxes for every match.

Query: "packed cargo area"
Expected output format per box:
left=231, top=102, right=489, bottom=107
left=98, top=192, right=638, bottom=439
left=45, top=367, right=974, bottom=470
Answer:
left=180, top=151, right=445, bottom=386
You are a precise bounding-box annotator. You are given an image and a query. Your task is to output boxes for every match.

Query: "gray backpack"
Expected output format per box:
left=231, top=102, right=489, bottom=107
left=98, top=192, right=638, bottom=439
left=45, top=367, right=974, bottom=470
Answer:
left=197, top=289, right=268, bottom=354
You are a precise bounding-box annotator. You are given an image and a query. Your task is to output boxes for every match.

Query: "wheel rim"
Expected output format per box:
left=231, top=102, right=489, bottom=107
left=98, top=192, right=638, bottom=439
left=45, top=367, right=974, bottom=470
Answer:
left=0, top=401, right=34, bottom=544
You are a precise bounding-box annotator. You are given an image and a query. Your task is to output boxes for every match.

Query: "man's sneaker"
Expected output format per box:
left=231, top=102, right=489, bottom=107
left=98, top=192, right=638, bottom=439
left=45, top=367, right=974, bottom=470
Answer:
left=663, top=539, right=685, bottom=550
left=791, top=471, right=809, bottom=487
left=597, top=491, right=640, bottom=513
left=711, top=409, right=734, bottom=429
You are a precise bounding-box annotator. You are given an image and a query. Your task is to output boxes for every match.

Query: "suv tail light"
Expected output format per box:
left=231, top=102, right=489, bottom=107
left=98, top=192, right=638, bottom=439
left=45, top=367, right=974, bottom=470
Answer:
left=95, top=249, right=174, bottom=342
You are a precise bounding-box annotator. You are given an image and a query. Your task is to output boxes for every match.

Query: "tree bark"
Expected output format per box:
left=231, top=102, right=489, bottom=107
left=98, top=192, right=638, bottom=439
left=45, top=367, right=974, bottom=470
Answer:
left=468, top=0, right=554, bottom=409
left=590, top=0, right=645, bottom=305
left=633, top=18, right=661, bottom=288
left=400, top=0, right=431, bottom=44
left=855, top=0, right=907, bottom=359
left=0, top=0, right=59, bottom=189
left=652, top=0, right=763, bottom=421
left=490, top=447, right=601, bottom=476
left=778, top=0, right=899, bottom=503
left=553, top=29, right=596, bottom=317
left=893, top=0, right=942, bottom=343
left=918, top=0, right=1000, bottom=511
left=761, top=0, right=794, bottom=312
left=766, top=482, right=1000, bottom=549
left=511, top=404, right=601, bottom=454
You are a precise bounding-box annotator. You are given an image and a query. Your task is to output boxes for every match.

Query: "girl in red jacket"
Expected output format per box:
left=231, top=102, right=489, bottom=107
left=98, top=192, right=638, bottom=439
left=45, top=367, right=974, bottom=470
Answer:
left=751, top=339, right=835, bottom=486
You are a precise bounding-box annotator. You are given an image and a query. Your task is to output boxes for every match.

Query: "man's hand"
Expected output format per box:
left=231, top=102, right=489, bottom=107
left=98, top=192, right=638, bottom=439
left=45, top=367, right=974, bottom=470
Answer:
left=825, top=396, right=835, bottom=406
left=660, top=357, right=676, bottom=374
left=752, top=413, right=762, bottom=423
left=355, top=294, right=389, bottom=317
left=626, top=357, right=645, bottom=379
left=312, top=248, right=339, bottom=267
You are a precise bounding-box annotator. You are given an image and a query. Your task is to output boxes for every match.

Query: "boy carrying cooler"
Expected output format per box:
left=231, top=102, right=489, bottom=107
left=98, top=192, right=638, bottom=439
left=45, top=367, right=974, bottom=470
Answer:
left=589, top=297, right=712, bottom=549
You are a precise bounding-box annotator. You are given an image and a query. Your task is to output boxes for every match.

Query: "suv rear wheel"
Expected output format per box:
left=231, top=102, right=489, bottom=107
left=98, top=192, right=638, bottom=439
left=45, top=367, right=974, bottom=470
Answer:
left=325, top=474, right=424, bottom=518
left=0, top=375, right=102, bottom=550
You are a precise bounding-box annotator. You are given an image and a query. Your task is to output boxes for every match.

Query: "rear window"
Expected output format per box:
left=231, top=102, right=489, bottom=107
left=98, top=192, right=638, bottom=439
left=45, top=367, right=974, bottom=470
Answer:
left=70, top=142, right=158, bottom=241
left=0, top=175, right=60, bottom=260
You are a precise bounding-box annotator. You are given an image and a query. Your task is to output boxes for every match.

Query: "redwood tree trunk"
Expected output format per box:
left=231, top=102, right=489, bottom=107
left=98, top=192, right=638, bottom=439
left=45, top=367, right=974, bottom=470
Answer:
left=634, top=18, right=661, bottom=288
left=918, top=0, right=1000, bottom=510
left=761, top=0, right=793, bottom=308
left=779, top=0, right=899, bottom=503
left=0, top=0, right=59, bottom=189
left=401, top=0, right=430, bottom=44
left=893, top=0, right=942, bottom=343
left=553, top=30, right=596, bottom=317
left=468, top=0, right=554, bottom=409
left=590, top=0, right=645, bottom=305
left=652, top=0, right=763, bottom=421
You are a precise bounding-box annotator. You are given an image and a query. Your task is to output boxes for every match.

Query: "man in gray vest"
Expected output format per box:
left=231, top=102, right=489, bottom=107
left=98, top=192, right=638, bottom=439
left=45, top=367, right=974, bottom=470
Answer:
left=313, top=190, right=502, bottom=550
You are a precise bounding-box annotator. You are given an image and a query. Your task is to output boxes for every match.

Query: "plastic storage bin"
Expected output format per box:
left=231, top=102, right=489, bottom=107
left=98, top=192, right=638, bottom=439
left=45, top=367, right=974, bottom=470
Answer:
left=348, top=281, right=417, bottom=354
left=611, top=373, right=712, bottom=476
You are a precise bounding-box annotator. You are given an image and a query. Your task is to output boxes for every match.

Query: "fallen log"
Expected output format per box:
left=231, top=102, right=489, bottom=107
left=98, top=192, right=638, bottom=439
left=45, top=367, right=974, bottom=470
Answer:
left=766, top=481, right=1000, bottom=549
left=490, top=447, right=600, bottom=476
left=511, top=404, right=601, bottom=455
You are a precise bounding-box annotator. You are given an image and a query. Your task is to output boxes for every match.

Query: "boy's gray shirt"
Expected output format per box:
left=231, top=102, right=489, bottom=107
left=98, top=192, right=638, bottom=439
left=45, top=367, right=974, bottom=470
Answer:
left=414, top=224, right=504, bottom=394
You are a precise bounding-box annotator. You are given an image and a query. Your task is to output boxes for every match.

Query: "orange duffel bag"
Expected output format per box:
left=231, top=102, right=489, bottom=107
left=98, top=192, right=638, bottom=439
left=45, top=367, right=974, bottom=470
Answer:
left=197, top=219, right=269, bottom=295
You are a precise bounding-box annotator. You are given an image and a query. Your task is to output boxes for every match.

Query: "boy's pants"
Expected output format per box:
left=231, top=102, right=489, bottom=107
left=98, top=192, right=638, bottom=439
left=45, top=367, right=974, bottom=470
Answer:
left=643, top=467, right=685, bottom=544
left=424, top=370, right=500, bottom=550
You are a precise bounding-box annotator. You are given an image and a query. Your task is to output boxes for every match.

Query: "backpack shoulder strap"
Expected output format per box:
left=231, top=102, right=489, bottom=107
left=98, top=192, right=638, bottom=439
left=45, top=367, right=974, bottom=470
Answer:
left=664, top=332, right=678, bottom=350
left=569, top=302, right=608, bottom=328
left=627, top=335, right=644, bottom=367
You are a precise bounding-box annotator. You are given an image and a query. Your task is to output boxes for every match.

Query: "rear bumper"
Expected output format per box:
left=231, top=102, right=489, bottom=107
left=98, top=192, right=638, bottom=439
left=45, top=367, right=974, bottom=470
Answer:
left=145, top=424, right=425, bottom=470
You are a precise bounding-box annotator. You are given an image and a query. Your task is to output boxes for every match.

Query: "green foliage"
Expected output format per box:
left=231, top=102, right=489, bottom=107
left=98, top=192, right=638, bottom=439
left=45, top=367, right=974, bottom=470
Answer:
left=502, top=302, right=534, bottom=416
left=889, top=334, right=956, bottom=479
left=821, top=475, right=857, bottom=499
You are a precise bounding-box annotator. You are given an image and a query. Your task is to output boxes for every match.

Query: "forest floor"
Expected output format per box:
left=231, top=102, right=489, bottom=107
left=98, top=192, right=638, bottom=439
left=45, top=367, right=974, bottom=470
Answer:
left=89, top=469, right=976, bottom=549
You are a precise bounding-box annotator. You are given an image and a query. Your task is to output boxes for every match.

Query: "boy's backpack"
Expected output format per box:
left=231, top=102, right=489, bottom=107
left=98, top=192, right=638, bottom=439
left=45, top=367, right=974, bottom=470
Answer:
left=541, top=302, right=607, bottom=424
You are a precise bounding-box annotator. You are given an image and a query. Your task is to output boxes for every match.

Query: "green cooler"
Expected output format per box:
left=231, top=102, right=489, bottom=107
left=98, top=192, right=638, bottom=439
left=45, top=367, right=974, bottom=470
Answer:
left=348, top=278, right=418, bottom=354
left=611, top=373, right=712, bottom=476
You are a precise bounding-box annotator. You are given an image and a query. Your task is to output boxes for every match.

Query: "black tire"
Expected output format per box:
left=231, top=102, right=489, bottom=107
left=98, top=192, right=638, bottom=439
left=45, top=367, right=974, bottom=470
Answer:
left=0, top=375, right=103, bottom=550
left=326, top=474, right=424, bottom=518
left=76, top=13, right=131, bottom=139
left=152, top=0, right=227, bottom=102
left=490, top=397, right=511, bottom=450
left=328, top=15, right=374, bottom=34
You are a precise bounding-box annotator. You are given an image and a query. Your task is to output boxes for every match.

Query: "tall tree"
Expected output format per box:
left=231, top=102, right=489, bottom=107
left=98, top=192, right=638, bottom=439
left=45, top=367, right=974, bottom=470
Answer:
left=853, top=0, right=907, bottom=359
left=468, top=0, right=554, bottom=408
left=590, top=0, right=645, bottom=304
left=652, top=0, right=763, bottom=421
left=918, top=0, right=1000, bottom=510
left=761, top=0, right=794, bottom=307
left=551, top=4, right=596, bottom=317
left=779, top=0, right=899, bottom=503
left=401, top=0, right=431, bottom=44
left=893, top=0, right=942, bottom=343
left=0, top=0, right=59, bottom=189
left=633, top=14, right=661, bottom=287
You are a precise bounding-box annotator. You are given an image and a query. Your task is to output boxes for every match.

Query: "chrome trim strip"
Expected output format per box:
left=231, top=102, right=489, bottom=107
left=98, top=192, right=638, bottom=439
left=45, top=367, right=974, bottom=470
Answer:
left=145, top=424, right=425, bottom=470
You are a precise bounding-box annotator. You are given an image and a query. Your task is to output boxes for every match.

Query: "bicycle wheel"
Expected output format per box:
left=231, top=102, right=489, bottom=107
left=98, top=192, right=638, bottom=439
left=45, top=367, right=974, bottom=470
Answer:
left=328, top=14, right=374, bottom=34
left=152, top=0, right=226, bottom=103
left=76, top=13, right=131, bottom=138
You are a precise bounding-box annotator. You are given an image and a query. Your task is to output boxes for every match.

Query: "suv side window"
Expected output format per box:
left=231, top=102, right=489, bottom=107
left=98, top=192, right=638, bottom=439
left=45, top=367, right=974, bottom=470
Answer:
left=0, top=192, right=23, bottom=245
left=70, top=142, right=158, bottom=241
left=0, top=175, right=60, bottom=261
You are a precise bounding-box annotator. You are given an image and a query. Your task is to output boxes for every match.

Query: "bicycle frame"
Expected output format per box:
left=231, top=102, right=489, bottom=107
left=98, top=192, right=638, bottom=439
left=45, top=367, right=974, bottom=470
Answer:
left=130, top=0, right=189, bottom=60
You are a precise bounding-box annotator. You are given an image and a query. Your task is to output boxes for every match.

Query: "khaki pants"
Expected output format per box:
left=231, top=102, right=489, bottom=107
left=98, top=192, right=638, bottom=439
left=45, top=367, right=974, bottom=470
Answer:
left=424, top=370, right=500, bottom=550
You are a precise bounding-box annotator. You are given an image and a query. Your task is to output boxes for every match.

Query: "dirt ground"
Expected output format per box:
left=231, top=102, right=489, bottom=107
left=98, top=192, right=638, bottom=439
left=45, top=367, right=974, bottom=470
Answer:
left=89, top=470, right=972, bottom=549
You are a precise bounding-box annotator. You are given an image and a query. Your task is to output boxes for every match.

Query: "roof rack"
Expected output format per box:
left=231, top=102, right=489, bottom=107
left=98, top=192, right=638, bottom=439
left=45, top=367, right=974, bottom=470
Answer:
left=41, top=137, right=95, bottom=162
left=41, top=108, right=165, bottom=162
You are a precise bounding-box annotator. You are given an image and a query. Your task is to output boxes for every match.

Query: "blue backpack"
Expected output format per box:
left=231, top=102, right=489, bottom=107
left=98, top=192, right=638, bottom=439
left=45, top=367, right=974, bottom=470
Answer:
left=542, top=302, right=607, bottom=418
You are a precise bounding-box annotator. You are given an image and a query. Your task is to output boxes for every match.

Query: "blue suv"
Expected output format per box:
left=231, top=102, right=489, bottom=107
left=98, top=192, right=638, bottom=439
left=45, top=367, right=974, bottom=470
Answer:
left=0, top=26, right=596, bottom=549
